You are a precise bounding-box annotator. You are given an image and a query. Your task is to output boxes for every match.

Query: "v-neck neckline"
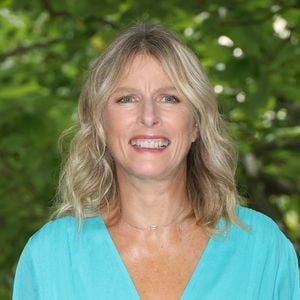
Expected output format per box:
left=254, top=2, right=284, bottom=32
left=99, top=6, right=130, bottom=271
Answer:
left=97, top=215, right=217, bottom=299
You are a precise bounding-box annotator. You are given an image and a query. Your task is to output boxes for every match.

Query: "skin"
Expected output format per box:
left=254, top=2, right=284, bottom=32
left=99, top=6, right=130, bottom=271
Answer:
left=103, top=54, right=209, bottom=299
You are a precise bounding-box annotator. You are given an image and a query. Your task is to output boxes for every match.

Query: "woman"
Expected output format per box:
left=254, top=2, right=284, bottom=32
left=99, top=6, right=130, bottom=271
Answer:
left=13, top=23, right=299, bottom=299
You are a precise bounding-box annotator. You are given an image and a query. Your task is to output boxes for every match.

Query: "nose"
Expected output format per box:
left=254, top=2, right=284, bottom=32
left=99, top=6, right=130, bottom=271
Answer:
left=138, top=99, right=160, bottom=127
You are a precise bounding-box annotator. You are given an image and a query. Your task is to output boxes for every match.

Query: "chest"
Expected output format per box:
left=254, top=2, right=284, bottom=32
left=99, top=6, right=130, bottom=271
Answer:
left=109, top=227, right=209, bottom=299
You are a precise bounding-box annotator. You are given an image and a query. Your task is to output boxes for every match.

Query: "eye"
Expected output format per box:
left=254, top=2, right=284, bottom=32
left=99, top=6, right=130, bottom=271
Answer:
left=162, top=95, right=179, bottom=103
left=118, top=95, right=134, bottom=103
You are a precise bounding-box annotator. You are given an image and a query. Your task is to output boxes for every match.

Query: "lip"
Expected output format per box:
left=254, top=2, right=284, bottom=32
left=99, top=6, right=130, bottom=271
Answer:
left=129, top=135, right=171, bottom=152
left=129, top=135, right=170, bottom=142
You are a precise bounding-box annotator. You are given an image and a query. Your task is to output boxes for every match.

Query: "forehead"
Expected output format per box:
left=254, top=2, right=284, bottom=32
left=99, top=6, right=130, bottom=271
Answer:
left=116, top=54, right=172, bottom=86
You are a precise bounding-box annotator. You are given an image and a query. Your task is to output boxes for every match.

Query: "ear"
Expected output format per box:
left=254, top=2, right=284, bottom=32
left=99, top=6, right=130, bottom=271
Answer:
left=191, top=122, right=199, bottom=142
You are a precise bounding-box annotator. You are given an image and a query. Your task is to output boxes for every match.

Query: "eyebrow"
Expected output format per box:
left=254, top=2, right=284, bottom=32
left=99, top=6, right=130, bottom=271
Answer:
left=112, top=86, right=179, bottom=94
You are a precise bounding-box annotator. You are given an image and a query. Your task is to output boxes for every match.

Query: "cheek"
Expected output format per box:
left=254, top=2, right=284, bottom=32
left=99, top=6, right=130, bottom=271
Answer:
left=182, top=114, right=197, bottom=142
left=191, top=123, right=198, bottom=142
left=171, top=118, right=196, bottom=147
left=103, top=115, right=130, bottom=155
left=103, top=116, right=119, bottom=150
left=103, top=109, right=126, bottom=136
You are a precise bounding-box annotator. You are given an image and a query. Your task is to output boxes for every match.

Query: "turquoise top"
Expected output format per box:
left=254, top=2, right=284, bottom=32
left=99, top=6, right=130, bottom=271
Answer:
left=13, top=206, right=300, bottom=299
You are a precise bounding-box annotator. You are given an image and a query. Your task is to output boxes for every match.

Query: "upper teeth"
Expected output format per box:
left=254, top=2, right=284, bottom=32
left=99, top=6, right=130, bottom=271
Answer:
left=130, top=139, right=169, bottom=148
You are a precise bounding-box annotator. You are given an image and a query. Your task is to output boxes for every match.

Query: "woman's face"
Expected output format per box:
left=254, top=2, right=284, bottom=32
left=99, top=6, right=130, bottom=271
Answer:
left=103, top=54, right=197, bottom=181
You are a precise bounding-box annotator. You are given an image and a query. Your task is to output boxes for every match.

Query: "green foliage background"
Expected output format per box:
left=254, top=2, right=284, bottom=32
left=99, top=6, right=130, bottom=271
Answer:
left=1, top=0, right=299, bottom=298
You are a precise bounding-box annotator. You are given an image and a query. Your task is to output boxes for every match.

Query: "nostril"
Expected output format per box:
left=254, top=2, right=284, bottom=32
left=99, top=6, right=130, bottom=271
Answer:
left=139, top=101, right=160, bottom=127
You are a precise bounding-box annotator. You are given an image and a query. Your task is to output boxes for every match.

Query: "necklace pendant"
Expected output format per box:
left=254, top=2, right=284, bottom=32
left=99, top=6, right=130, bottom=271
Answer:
left=150, top=225, right=158, bottom=230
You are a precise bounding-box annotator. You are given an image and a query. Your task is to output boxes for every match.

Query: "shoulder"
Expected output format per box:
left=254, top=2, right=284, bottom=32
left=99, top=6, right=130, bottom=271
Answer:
left=29, top=216, right=77, bottom=246
left=236, top=205, right=281, bottom=233
left=233, top=205, right=296, bottom=255
left=34, top=215, right=78, bottom=234
left=232, top=206, right=300, bottom=297
left=221, top=206, right=299, bottom=272
left=25, top=215, right=103, bottom=254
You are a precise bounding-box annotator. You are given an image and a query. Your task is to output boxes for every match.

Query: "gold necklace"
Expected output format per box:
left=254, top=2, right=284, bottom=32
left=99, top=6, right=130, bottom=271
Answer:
left=120, top=207, right=191, bottom=231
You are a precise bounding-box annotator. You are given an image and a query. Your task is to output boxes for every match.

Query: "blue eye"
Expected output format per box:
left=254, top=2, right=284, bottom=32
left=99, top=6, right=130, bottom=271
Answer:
left=118, top=95, right=134, bottom=103
left=163, top=95, right=179, bottom=103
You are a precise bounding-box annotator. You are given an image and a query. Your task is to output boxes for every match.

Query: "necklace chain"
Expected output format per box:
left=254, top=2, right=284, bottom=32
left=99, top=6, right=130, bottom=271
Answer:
left=120, top=206, right=189, bottom=231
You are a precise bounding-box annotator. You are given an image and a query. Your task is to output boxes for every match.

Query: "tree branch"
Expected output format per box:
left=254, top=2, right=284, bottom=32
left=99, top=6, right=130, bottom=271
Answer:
left=261, top=172, right=300, bottom=196
left=0, top=38, right=62, bottom=60
left=254, top=138, right=300, bottom=154
left=40, top=0, right=70, bottom=17
left=40, top=0, right=120, bottom=30
left=212, top=4, right=298, bottom=27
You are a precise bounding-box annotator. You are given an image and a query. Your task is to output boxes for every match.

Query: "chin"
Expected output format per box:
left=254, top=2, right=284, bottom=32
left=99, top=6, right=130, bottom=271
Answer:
left=131, top=168, right=168, bottom=179
left=117, top=162, right=166, bottom=179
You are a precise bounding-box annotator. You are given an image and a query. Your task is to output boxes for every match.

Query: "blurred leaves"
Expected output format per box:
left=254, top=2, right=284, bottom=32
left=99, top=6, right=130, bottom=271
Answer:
left=0, top=0, right=300, bottom=298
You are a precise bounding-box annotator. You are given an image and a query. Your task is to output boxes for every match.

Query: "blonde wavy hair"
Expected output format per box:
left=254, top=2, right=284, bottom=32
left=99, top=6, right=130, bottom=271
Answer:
left=52, top=23, right=243, bottom=232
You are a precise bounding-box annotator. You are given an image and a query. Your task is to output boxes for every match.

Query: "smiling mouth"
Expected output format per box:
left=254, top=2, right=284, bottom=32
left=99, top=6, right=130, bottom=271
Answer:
left=130, top=139, right=170, bottom=149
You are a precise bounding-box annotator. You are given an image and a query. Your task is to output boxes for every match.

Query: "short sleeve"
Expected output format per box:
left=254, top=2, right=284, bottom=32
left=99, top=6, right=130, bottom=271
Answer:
left=13, top=238, right=39, bottom=300
left=273, top=235, right=300, bottom=299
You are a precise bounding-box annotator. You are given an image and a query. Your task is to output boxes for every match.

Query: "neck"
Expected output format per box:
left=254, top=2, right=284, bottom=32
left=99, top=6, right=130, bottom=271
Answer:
left=114, top=167, right=192, bottom=230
